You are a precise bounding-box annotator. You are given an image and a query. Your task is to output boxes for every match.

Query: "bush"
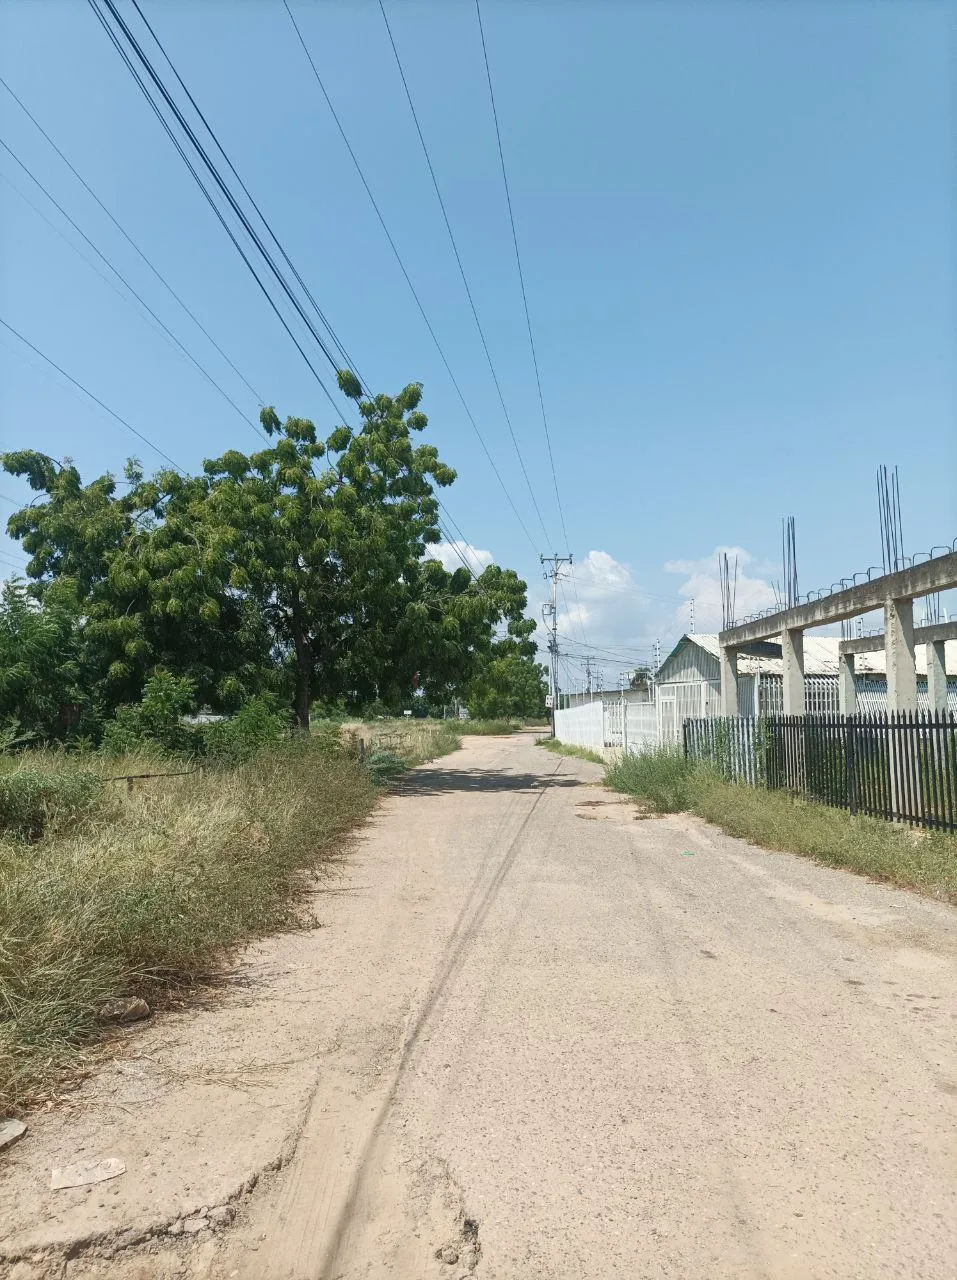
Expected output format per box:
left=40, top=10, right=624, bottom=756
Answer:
left=0, top=767, right=104, bottom=841
left=605, top=747, right=696, bottom=813
left=366, top=749, right=408, bottom=786
left=101, top=671, right=200, bottom=758
left=202, top=695, right=291, bottom=765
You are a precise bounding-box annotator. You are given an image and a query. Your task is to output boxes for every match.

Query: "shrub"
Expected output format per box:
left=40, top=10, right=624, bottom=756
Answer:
left=202, top=695, right=291, bottom=765
left=0, top=768, right=104, bottom=840
left=101, top=671, right=200, bottom=758
left=366, top=749, right=408, bottom=785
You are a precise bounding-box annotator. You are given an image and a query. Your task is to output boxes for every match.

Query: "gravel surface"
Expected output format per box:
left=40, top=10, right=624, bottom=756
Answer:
left=6, top=733, right=956, bottom=1279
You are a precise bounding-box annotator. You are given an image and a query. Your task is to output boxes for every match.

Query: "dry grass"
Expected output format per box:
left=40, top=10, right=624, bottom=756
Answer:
left=339, top=719, right=461, bottom=767
left=0, top=740, right=377, bottom=1113
left=606, top=747, right=957, bottom=904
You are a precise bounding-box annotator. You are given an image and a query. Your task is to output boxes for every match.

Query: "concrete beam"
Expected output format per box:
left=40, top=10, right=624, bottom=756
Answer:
left=927, top=640, right=948, bottom=713
left=885, top=597, right=917, bottom=713
left=781, top=628, right=806, bottom=714
left=838, top=634, right=884, bottom=656
left=719, top=646, right=739, bottom=716
left=838, top=619, right=957, bottom=656
left=838, top=652, right=856, bottom=715
left=720, top=552, right=957, bottom=647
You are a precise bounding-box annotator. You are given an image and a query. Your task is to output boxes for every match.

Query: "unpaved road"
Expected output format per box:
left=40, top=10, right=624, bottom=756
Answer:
left=3, top=733, right=957, bottom=1279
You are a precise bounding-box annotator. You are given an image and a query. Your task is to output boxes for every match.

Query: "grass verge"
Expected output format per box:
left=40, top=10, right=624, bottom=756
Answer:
left=456, top=719, right=522, bottom=736
left=537, top=737, right=605, bottom=765
left=606, top=747, right=957, bottom=903
left=0, top=739, right=378, bottom=1113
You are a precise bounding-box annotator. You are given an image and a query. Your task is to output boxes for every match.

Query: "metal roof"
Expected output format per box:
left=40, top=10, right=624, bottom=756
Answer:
left=669, top=634, right=956, bottom=678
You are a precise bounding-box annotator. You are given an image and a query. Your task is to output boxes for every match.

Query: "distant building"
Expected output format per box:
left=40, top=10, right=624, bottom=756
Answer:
left=655, top=634, right=956, bottom=737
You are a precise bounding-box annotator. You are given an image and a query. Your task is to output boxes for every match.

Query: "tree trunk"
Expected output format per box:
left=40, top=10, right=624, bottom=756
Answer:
left=291, top=616, right=312, bottom=734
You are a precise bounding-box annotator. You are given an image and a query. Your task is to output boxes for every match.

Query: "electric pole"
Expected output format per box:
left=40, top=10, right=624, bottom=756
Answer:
left=584, top=655, right=593, bottom=698
left=541, top=552, right=573, bottom=736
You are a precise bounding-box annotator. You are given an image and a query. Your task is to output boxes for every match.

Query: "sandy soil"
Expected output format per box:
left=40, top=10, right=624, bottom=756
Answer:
left=2, top=733, right=956, bottom=1279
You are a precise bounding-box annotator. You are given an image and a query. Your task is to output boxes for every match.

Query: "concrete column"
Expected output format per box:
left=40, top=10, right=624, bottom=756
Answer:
left=838, top=651, right=856, bottom=716
left=719, top=646, right=739, bottom=716
left=885, top=597, right=917, bottom=713
left=926, top=639, right=948, bottom=713
left=781, top=627, right=806, bottom=714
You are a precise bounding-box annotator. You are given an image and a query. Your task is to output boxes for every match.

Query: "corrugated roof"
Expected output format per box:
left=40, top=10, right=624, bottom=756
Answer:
left=670, top=635, right=956, bottom=678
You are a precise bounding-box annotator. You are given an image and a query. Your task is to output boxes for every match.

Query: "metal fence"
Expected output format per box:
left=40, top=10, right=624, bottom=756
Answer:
left=683, top=712, right=957, bottom=831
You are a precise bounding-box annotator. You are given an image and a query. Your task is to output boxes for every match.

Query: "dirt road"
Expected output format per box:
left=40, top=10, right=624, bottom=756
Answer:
left=4, top=733, right=957, bottom=1279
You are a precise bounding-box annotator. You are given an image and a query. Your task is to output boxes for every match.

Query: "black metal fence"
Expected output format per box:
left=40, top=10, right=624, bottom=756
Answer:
left=683, top=712, right=957, bottom=832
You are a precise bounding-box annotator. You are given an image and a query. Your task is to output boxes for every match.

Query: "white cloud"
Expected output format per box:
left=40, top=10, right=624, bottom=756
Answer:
left=664, top=545, right=777, bottom=631
left=532, top=550, right=670, bottom=672
left=530, top=544, right=781, bottom=691
left=426, top=540, right=493, bottom=575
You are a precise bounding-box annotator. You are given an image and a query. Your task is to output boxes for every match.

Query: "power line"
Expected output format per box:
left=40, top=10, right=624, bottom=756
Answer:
left=0, top=317, right=184, bottom=472
left=281, top=0, right=540, bottom=557
left=0, top=73, right=264, bottom=407
left=473, top=0, right=567, bottom=547
left=89, top=0, right=350, bottom=417
left=377, top=0, right=549, bottom=546
left=92, top=2, right=341, bottom=417
left=0, top=136, right=267, bottom=443
left=89, top=0, right=500, bottom=597
left=127, top=0, right=365, bottom=384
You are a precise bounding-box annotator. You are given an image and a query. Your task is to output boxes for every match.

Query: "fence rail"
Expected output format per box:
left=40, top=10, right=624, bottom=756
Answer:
left=684, top=712, right=957, bottom=832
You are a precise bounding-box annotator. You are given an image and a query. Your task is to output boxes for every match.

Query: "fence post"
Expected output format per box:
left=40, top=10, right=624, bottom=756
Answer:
left=621, top=690, right=628, bottom=757
left=682, top=720, right=688, bottom=760
left=845, top=716, right=856, bottom=816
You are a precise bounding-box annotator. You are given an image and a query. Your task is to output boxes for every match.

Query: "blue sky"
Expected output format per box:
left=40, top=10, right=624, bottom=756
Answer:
left=1, top=0, right=955, bottom=686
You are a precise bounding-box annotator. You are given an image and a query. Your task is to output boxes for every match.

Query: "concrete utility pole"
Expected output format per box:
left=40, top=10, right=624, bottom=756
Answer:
left=541, top=553, right=573, bottom=736
left=584, top=655, right=593, bottom=698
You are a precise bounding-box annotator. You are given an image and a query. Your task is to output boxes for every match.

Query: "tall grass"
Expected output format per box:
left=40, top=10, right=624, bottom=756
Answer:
left=341, top=719, right=461, bottom=768
left=605, top=747, right=695, bottom=812
left=0, top=740, right=378, bottom=1112
left=606, top=747, right=957, bottom=903
left=538, top=737, right=605, bottom=765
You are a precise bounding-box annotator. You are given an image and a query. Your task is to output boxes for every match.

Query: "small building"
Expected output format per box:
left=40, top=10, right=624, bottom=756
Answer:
left=655, top=634, right=957, bottom=739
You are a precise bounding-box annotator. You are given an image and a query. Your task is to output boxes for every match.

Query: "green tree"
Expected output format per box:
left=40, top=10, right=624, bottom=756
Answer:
left=2, top=377, right=541, bottom=736
left=166, top=374, right=456, bottom=730
left=464, top=614, right=548, bottom=720
left=2, top=454, right=274, bottom=716
left=0, top=578, right=89, bottom=740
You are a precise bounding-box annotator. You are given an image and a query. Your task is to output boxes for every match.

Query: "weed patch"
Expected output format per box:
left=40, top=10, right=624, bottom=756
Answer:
left=0, top=767, right=105, bottom=840
left=538, top=737, right=604, bottom=766
left=0, top=739, right=377, bottom=1112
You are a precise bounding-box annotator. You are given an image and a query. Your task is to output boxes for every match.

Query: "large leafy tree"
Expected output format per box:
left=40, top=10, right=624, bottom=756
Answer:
left=2, top=454, right=273, bottom=715
left=150, top=374, right=457, bottom=729
left=464, top=615, right=548, bottom=720
left=2, top=375, right=541, bottom=733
